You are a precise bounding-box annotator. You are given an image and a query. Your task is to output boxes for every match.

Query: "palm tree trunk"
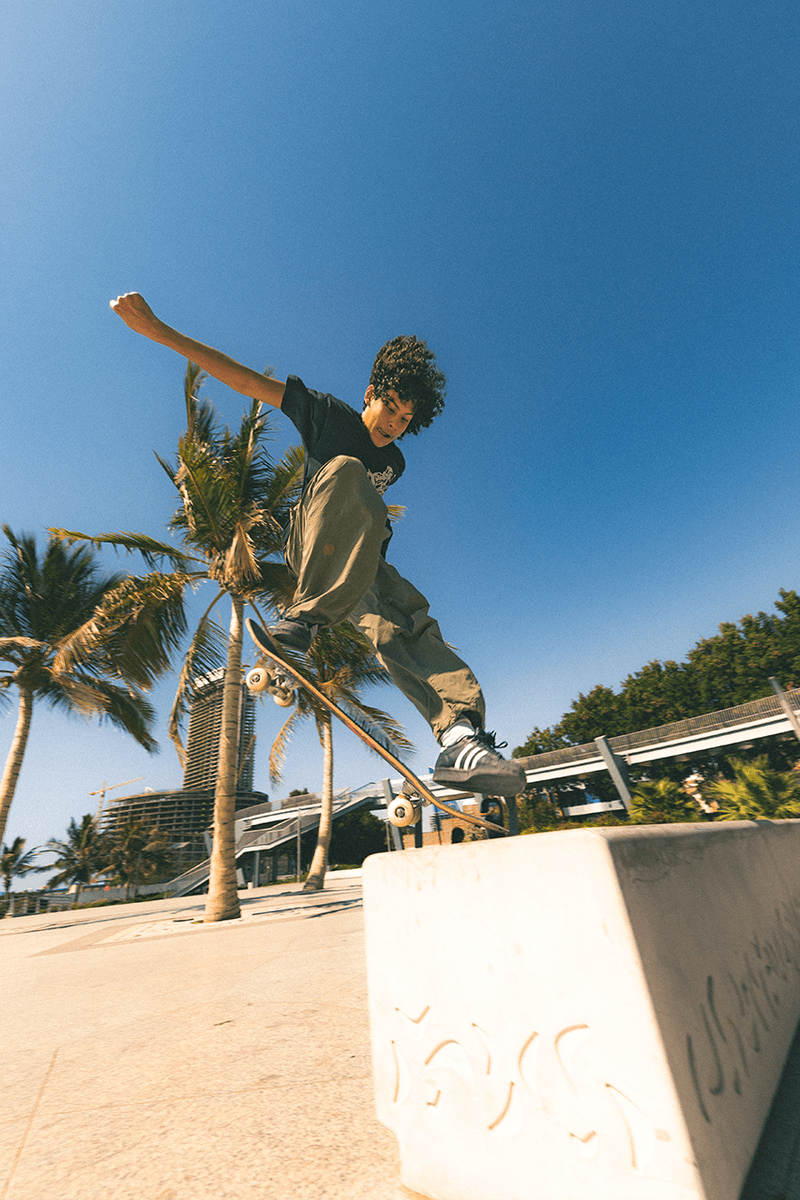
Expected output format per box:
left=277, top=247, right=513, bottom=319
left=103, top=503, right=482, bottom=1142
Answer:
left=0, top=686, right=34, bottom=846
left=205, top=595, right=244, bottom=922
left=304, top=715, right=334, bottom=892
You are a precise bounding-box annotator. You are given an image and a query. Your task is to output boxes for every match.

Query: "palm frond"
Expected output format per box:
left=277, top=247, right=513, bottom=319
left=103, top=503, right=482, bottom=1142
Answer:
left=51, top=572, right=189, bottom=687
left=268, top=706, right=304, bottom=783
left=222, top=524, right=262, bottom=587
left=166, top=596, right=228, bottom=763
left=166, top=449, right=230, bottom=551
left=83, top=680, right=159, bottom=752
left=0, top=636, right=42, bottom=658
left=44, top=672, right=107, bottom=715
left=48, top=529, right=198, bottom=572
left=334, top=695, right=415, bottom=757
left=709, top=757, right=800, bottom=820
left=154, top=451, right=178, bottom=486
left=248, top=562, right=298, bottom=612
left=257, top=444, right=304, bottom=518
left=34, top=669, right=157, bottom=753
left=184, top=362, right=217, bottom=444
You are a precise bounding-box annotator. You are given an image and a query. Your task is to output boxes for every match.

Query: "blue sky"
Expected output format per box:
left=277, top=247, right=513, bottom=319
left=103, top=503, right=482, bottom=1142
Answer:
left=2, top=0, right=800, bottom=857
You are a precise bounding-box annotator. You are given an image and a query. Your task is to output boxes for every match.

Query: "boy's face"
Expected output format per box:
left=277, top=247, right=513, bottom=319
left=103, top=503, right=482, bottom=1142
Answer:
left=362, top=386, right=415, bottom=446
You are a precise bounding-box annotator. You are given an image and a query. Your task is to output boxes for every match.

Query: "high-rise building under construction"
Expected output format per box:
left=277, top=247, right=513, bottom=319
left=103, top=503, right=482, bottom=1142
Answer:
left=182, top=669, right=256, bottom=792
left=99, top=669, right=267, bottom=875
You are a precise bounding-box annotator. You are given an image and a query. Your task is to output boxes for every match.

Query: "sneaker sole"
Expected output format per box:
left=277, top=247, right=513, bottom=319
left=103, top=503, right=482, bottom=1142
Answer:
left=432, top=767, right=526, bottom=797
left=247, top=618, right=312, bottom=655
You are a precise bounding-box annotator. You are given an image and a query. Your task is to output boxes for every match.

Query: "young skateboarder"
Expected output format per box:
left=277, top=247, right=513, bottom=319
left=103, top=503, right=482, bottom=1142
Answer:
left=110, top=293, right=526, bottom=797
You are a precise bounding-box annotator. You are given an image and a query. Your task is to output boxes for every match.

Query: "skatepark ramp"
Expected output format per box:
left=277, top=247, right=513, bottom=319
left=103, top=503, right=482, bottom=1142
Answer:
left=518, top=677, right=800, bottom=803
left=166, top=780, right=387, bottom=897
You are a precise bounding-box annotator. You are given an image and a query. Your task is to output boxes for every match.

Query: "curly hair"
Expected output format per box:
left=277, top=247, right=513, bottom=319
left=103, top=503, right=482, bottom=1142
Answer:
left=368, top=335, right=446, bottom=437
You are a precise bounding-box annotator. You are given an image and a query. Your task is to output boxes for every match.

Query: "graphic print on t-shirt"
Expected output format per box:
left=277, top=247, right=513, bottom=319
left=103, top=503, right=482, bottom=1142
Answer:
left=280, top=374, right=405, bottom=496
left=367, top=464, right=397, bottom=495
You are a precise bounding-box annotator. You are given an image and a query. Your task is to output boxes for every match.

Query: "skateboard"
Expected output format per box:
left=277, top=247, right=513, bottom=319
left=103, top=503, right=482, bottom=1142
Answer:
left=245, top=618, right=510, bottom=836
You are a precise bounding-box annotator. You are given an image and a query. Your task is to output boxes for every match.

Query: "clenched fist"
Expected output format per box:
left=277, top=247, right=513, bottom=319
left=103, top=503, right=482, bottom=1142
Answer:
left=110, top=292, right=163, bottom=340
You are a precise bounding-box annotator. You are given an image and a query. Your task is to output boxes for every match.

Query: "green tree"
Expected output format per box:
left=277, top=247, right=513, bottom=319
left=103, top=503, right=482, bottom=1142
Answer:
left=55, top=364, right=303, bottom=923
left=621, top=659, right=700, bottom=730
left=268, top=624, right=412, bottom=892
left=44, top=814, right=110, bottom=908
left=104, top=820, right=173, bottom=899
left=688, top=591, right=800, bottom=711
left=328, top=808, right=387, bottom=866
left=557, top=684, right=628, bottom=745
left=0, top=835, right=44, bottom=902
left=0, top=528, right=184, bottom=846
left=516, top=790, right=568, bottom=833
left=516, top=590, right=800, bottom=783
left=628, top=779, right=702, bottom=825
left=513, top=726, right=571, bottom=758
left=707, top=757, right=800, bottom=821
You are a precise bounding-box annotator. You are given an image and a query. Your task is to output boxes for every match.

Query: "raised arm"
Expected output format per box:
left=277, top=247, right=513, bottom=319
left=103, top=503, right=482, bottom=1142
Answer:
left=109, top=292, right=286, bottom=408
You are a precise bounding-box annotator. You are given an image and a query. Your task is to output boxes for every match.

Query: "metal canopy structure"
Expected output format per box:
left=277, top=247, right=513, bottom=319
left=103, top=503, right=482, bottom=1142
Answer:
left=518, top=680, right=800, bottom=805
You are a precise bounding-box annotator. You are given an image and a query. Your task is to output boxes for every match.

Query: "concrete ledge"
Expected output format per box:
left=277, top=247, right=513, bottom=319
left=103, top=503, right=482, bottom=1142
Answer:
left=362, top=821, right=800, bottom=1200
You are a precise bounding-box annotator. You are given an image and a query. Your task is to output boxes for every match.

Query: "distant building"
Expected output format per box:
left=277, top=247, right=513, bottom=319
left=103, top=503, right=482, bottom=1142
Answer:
left=183, top=669, right=256, bottom=792
left=100, top=669, right=269, bottom=876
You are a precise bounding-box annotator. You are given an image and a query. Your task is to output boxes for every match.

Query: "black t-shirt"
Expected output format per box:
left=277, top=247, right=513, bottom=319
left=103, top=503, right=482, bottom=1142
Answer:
left=281, top=374, right=405, bottom=497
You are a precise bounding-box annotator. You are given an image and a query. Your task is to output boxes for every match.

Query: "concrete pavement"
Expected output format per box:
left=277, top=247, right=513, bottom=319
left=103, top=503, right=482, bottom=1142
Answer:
left=1, top=874, right=798, bottom=1200
left=0, top=878, right=427, bottom=1200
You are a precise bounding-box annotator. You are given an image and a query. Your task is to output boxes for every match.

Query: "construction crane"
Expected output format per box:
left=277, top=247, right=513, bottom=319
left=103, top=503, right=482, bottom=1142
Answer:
left=90, top=777, right=144, bottom=823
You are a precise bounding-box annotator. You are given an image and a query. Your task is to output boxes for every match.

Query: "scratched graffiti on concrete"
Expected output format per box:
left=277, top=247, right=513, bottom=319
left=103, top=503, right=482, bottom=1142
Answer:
left=388, top=1005, right=667, bottom=1173
left=686, top=897, right=800, bottom=1123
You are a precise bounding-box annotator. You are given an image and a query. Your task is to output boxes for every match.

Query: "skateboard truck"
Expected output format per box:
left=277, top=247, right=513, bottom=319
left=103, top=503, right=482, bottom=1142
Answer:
left=245, top=664, right=295, bottom=707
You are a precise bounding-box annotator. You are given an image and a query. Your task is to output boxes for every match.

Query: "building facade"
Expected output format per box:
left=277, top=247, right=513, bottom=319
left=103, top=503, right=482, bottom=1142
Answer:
left=182, top=669, right=256, bottom=792
left=100, top=669, right=268, bottom=877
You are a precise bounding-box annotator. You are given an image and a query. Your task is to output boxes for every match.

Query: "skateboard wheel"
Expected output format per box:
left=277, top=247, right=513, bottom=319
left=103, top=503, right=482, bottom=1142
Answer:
left=387, top=796, right=421, bottom=828
left=246, top=666, right=270, bottom=694
left=273, top=687, right=294, bottom=707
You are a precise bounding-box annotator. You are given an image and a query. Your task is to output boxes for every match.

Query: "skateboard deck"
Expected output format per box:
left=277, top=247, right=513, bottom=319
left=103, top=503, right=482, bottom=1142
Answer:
left=245, top=618, right=510, bottom=836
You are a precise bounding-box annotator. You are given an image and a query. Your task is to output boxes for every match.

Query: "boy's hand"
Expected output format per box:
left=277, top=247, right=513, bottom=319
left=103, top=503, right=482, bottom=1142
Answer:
left=110, top=292, right=163, bottom=340
left=108, top=293, right=287, bottom=407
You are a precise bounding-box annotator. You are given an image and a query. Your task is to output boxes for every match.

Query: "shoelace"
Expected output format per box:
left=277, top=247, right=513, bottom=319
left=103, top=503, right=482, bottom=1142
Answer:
left=474, top=729, right=507, bottom=752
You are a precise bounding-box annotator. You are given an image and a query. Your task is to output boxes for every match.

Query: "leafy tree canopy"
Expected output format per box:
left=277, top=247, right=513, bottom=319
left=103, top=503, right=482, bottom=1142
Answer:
left=328, top=808, right=387, bottom=866
left=515, top=589, right=800, bottom=756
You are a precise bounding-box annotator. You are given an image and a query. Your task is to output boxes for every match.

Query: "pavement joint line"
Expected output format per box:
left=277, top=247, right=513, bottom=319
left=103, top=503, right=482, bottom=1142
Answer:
left=1, top=1048, right=59, bottom=1200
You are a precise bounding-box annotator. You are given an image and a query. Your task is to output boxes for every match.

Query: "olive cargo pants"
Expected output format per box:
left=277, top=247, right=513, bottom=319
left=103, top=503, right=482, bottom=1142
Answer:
left=283, top=456, right=485, bottom=739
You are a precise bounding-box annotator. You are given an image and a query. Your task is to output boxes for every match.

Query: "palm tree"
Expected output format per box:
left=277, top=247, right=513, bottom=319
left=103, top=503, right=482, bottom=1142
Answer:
left=1, top=835, right=44, bottom=903
left=54, top=364, right=303, bottom=922
left=268, top=623, right=412, bottom=891
left=104, top=820, right=173, bottom=899
left=0, top=527, right=185, bottom=846
left=707, top=757, right=800, bottom=821
left=628, top=779, right=702, bottom=825
left=44, top=814, right=110, bottom=908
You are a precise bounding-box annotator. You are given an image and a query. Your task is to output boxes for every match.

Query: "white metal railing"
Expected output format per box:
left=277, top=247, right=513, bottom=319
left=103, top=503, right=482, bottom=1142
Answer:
left=519, top=686, right=800, bottom=785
